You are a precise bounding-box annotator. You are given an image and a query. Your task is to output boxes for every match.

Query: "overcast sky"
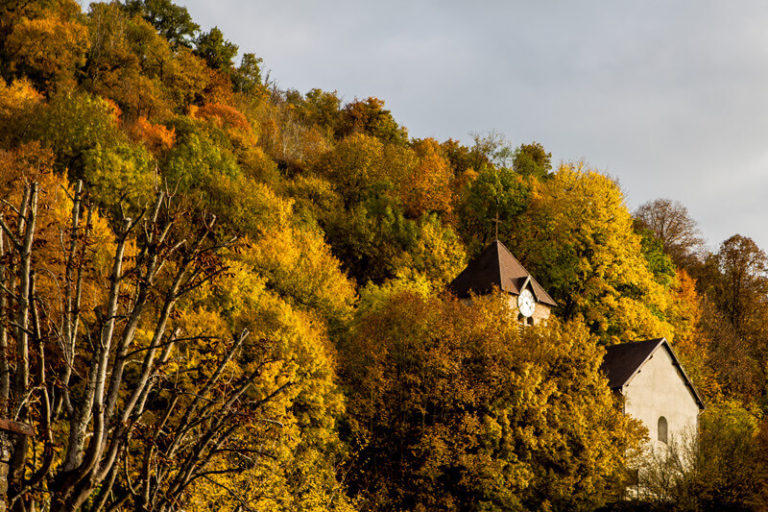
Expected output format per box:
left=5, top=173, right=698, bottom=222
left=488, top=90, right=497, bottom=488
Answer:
left=173, top=0, right=768, bottom=252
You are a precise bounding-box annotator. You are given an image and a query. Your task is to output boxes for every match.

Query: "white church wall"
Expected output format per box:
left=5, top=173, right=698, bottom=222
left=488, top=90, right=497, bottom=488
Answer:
left=623, top=347, right=700, bottom=451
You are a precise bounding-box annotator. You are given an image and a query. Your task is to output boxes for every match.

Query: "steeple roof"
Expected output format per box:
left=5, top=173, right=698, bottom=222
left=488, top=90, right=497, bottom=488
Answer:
left=448, top=240, right=557, bottom=307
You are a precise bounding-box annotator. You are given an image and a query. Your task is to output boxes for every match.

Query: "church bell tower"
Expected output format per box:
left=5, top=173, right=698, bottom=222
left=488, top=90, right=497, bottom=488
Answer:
left=447, top=240, right=556, bottom=325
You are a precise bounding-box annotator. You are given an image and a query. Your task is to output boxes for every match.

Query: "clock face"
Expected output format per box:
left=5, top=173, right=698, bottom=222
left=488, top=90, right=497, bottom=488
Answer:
left=517, top=289, right=536, bottom=318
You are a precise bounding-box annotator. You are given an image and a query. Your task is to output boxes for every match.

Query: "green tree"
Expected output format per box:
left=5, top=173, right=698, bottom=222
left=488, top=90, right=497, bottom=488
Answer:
left=634, top=224, right=677, bottom=288
left=323, top=194, right=418, bottom=284
left=232, top=52, right=263, bottom=94
left=20, top=90, right=156, bottom=210
left=194, top=26, right=238, bottom=72
left=458, top=165, right=531, bottom=255
left=124, top=0, right=200, bottom=48
left=512, top=141, right=552, bottom=179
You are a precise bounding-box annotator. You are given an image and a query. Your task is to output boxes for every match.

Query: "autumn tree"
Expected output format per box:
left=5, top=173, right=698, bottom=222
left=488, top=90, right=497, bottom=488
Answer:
left=175, top=258, right=355, bottom=512
left=82, top=2, right=177, bottom=120
left=402, top=138, right=454, bottom=217
left=15, top=90, right=156, bottom=209
left=634, top=198, right=704, bottom=268
left=510, top=163, right=675, bottom=343
left=441, top=137, right=490, bottom=178
left=708, top=234, right=768, bottom=335
left=337, top=97, right=408, bottom=145
left=316, top=133, right=386, bottom=206
left=0, top=177, right=356, bottom=511
left=0, top=180, right=231, bottom=510
left=3, top=12, right=89, bottom=92
left=287, top=88, right=343, bottom=135
left=694, top=235, right=768, bottom=404
left=341, top=291, right=643, bottom=512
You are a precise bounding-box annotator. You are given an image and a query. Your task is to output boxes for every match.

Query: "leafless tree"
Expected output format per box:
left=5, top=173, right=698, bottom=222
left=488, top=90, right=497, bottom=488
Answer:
left=0, top=181, right=293, bottom=511
left=634, top=198, right=704, bottom=267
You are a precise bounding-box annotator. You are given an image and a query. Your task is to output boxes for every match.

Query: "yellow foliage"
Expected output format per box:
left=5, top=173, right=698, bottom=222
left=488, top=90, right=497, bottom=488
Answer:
left=513, top=163, right=675, bottom=343
left=343, top=292, right=644, bottom=511
left=0, top=144, right=116, bottom=326
left=392, top=215, right=467, bottom=288
left=236, top=227, right=356, bottom=325
left=5, top=16, right=90, bottom=91
left=181, top=260, right=353, bottom=511
left=0, top=78, right=42, bottom=121
left=404, top=138, right=454, bottom=216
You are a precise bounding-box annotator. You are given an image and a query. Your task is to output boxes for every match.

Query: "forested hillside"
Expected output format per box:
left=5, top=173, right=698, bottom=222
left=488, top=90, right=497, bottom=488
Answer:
left=0, top=1, right=767, bottom=511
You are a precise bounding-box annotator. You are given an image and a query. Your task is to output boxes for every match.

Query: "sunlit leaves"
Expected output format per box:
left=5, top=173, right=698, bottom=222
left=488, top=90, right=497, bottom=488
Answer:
left=342, top=292, right=642, bottom=512
left=510, top=163, right=674, bottom=343
left=5, top=15, right=89, bottom=91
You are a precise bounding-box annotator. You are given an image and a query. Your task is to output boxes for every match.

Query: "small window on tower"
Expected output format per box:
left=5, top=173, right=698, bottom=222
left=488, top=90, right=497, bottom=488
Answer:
left=658, top=416, right=668, bottom=444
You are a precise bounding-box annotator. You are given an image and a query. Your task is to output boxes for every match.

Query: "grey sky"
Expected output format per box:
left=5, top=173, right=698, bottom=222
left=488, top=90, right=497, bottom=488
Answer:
left=173, top=0, right=768, bottom=252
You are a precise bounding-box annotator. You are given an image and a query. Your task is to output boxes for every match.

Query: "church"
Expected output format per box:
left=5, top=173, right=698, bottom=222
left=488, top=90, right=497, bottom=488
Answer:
left=448, top=239, right=705, bottom=454
left=447, top=239, right=557, bottom=325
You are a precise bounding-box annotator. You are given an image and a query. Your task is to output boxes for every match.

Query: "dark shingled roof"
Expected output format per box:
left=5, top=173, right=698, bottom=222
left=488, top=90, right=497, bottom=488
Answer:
left=448, top=240, right=557, bottom=307
left=601, top=338, right=705, bottom=410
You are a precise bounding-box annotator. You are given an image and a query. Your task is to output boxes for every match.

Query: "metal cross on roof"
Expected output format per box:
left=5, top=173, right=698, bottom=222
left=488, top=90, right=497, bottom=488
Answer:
left=492, top=210, right=501, bottom=241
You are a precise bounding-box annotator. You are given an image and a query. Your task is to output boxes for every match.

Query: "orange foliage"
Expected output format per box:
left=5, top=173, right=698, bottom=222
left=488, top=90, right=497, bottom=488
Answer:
left=191, top=102, right=250, bottom=132
left=125, top=117, right=176, bottom=155
left=102, top=98, right=123, bottom=123
left=201, top=68, right=236, bottom=105
left=191, top=102, right=257, bottom=147
left=0, top=142, right=54, bottom=192
left=669, top=269, right=723, bottom=401
left=670, top=269, right=702, bottom=354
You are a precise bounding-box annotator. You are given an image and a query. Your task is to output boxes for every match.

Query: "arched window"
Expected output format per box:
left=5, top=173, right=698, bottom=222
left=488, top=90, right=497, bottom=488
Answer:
left=658, top=416, right=668, bottom=444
